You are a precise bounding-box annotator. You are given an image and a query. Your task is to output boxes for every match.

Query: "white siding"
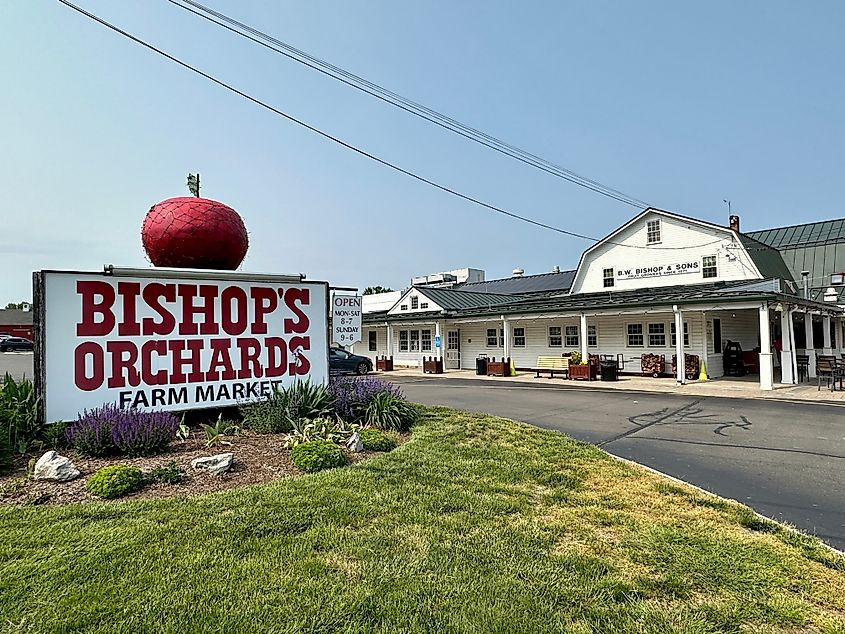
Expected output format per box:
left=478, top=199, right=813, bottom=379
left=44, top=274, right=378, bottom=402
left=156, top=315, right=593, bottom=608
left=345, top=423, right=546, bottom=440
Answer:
left=387, top=289, right=443, bottom=316
left=570, top=212, right=761, bottom=294
left=351, top=327, right=387, bottom=362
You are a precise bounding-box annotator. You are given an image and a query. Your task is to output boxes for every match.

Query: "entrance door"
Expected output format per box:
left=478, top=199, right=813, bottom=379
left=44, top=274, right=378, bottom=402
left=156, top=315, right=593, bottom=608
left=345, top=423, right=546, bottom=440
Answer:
left=446, top=329, right=460, bottom=369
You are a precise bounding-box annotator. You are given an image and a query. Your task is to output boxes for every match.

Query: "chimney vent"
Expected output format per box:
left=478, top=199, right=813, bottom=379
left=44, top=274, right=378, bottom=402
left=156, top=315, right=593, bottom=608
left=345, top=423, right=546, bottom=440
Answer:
left=729, top=214, right=740, bottom=232
left=551, top=265, right=560, bottom=274
left=512, top=268, right=524, bottom=278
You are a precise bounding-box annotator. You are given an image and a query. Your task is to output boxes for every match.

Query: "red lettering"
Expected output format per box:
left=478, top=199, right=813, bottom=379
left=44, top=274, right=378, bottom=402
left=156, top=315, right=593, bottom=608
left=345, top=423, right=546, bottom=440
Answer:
left=206, top=338, right=236, bottom=381
left=221, top=286, right=248, bottom=336
left=74, top=342, right=104, bottom=391
left=178, top=284, right=219, bottom=336
left=288, top=336, right=311, bottom=375
left=168, top=339, right=204, bottom=384
left=140, top=340, right=167, bottom=385
left=265, top=337, right=288, bottom=378
left=283, top=288, right=310, bottom=334
left=76, top=281, right=115, bottom=336
left=142, top=283, right=177, bottom=336
left=237, top=337, right=263, bottom=380
left=251, top=287, right=278, bottom=335
left=117, top=282, right=141, bottom=336
left=107, top=341, right=141, bottom=389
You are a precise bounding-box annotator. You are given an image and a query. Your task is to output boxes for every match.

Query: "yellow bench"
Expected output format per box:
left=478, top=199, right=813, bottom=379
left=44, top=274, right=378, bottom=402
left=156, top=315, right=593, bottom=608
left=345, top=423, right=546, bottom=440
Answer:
left=533, top=356, right=569, bottom=378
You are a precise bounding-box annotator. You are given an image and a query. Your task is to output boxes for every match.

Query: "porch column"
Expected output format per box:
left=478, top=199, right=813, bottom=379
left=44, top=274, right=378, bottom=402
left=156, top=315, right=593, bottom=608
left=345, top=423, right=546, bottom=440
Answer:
left=579, top=313, right=588, bottom=361
left=673, top=306, right=685, bottom=384
left=805, top=312, right=816, bottom=378
left=700, top=312, right=708, bottom=379
left=435, top=321, right=442, bottom=362
left=386, top=324, right=393, bottom=358
left=780, top=309, right=795, bottom=384
left=759, top=304, right=773, bottom=390
left=501, top=316, right=510, bottom=360
left=836, top=317, right=844, bottom=355
left=823, top=315, right=833, bottom=355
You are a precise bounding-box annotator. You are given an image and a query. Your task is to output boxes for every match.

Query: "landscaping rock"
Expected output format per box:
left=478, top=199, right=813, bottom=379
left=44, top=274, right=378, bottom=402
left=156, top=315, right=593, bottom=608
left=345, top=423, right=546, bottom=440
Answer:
left=33, top=451, right=80, bottom=482
left=191, top=453, right=233, bottom=475
left=346, top=432, right=363, bottom=453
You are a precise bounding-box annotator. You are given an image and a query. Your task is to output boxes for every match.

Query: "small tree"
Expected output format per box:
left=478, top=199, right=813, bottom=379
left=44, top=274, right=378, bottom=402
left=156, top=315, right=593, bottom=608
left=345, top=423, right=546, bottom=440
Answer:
left=4, top=302, right=29, bottom=310
left=364, top=286, right=393, bottom=295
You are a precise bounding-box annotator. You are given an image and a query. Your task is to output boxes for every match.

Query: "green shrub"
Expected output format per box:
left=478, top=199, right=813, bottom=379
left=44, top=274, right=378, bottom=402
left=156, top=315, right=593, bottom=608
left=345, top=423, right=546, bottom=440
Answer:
left=365, top=392, right=418, bottom=431
left=0, top=374, right=41, bottom=455
left=291, top=440, right=347, bottom=473
left=0, top=427, right=11, bottom=474
left=241, top=380, right=334, bottom=434
left=43, top=421, right=69, bottom=450
left=147, top=461, right=184, bottom=485
left=85, top=465, right=145, bottom=499
left=359, top=428, right=397, bottom=452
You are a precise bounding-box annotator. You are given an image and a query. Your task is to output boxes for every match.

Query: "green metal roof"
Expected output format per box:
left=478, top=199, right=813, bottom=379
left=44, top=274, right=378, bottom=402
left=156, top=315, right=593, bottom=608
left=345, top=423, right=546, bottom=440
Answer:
left=364, top=279, right=842, bottom=324
left=747, top=218, right=845, bottom=249
left=736, top=234, right=794, bottom=281
left=413, top=286, right=518, bottom=311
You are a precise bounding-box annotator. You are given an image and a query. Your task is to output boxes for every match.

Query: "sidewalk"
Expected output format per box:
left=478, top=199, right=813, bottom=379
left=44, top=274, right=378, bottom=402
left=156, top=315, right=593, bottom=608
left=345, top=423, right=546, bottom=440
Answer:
left=383, top=367, right=845, bottom=404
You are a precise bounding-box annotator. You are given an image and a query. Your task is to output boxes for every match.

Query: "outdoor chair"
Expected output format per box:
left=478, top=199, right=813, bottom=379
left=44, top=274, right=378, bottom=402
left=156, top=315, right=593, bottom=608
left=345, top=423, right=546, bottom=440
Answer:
left=816, top=356, right=837, bottom=391
left=795, top=355, right=810, bottom=383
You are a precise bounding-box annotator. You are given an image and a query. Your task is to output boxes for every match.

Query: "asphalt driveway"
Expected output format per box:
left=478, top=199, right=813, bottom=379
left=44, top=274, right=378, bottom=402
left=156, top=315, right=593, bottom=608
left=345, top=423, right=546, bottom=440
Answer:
left=390, top=375, right=845, bottom=550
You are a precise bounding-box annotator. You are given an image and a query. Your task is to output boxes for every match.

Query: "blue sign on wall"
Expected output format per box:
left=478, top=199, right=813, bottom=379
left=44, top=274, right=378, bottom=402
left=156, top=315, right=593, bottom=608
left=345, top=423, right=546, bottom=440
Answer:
left=435, top=335, right=441, bottom=348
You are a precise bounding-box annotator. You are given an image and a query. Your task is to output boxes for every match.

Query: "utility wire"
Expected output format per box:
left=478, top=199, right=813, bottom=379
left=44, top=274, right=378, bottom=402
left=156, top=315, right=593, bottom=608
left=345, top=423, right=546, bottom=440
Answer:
left=56, top=0, right=721, bottom=251
left=166, top=0, right=651, bottom=209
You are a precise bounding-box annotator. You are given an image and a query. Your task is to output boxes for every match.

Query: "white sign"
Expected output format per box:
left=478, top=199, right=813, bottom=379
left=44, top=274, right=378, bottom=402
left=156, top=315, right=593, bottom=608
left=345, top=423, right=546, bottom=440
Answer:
left=332, top=294, right=362, bottom=346
left=616, top=261, right=700, bottom=280
left=37, top=270, right=329, bottom=422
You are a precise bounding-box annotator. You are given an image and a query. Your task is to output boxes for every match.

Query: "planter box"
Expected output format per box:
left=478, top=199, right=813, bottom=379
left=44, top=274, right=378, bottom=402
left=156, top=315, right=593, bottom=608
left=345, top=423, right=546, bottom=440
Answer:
left=569, top=363, right=596, bottom=381
left=422, top=356, right=443, bottom=374
left=486, top=357, right=510, bottom=377
left=376, top=356, right=394, bottom=371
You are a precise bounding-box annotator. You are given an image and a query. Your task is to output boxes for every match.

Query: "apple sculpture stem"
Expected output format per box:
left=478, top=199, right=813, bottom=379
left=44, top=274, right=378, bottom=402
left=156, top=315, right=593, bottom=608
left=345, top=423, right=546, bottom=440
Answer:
left=141, top=176, right=249, bottom=270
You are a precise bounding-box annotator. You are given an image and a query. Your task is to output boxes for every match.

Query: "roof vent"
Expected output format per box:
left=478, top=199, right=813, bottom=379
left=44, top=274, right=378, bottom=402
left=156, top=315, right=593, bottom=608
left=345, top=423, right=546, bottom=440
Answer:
left=512, top=268, right=524, bottom=278
left=551, top=265, right=560, bottom=274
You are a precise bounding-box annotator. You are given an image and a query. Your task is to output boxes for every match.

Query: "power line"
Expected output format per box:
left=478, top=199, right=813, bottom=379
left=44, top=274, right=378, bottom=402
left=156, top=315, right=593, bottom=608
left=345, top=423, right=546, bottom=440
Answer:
left=56, top=0, right=720, bottom=252
left=165, top=0, right=651, bottom=209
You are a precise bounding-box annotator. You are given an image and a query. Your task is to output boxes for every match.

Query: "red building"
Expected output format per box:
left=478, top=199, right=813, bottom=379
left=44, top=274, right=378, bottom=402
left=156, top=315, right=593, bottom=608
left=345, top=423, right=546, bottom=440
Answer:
left=0, top=308, right=33, bottom=340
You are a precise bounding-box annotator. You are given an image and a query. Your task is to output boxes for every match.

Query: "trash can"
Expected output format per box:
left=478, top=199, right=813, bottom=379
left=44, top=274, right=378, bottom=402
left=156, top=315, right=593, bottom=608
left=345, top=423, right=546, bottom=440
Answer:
left=600, top=360, right=618, bottom=381
left=476, top=355, right=488, bottom=376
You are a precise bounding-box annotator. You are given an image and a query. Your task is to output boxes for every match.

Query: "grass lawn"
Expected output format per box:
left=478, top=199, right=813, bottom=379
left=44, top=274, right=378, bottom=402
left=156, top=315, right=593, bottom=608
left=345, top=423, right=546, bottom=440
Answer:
left=2, top=407, right=845, bottom=633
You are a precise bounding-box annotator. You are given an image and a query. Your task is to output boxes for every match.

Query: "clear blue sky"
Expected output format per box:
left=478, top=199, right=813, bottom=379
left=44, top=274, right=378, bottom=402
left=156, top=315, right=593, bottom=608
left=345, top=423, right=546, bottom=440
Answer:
left=2, top=1, right=843, bottom=302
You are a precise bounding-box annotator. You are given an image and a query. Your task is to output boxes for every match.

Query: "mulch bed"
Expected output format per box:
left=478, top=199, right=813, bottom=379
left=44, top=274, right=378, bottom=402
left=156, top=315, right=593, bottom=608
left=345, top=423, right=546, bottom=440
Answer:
left=0, top=431, right=399, bottom=507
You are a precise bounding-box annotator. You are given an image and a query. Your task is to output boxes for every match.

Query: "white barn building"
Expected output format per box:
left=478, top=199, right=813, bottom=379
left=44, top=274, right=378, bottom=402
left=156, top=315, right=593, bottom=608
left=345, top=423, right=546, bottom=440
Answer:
left=354, top=208, right=845, bottom=390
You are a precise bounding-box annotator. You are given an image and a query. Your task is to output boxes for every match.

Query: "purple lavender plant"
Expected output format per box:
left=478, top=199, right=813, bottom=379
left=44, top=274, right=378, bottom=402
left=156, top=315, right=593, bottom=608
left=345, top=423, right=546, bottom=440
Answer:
left=65, top=404, right=120, bottom=457
left=111, top=409, right=179, bottom=457
left=66, top=404, right=179, bottom=457
left=328, top=376, right=403, bottom=422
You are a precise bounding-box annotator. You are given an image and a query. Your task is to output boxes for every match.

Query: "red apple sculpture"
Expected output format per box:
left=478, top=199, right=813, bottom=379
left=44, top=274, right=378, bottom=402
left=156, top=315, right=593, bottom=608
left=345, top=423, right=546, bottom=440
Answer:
left=141, top=175, right=248, bottom=270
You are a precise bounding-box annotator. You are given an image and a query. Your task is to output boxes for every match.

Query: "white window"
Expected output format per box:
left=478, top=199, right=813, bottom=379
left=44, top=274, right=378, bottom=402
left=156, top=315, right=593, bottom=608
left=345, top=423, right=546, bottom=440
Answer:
left=368, top=330, right=377, bottom=352
left=421, top=329, right=432, bottom=351
left=400, top=304, right=408, bottom=311
left=565, top=325, right=579, bottom=347
left=420, top=302, right=429, bottom=309
left=603, top=268, right=615, bottom=288
left=409, top=330, right=420, bottom=351
left=513, top=327, right=526, bottom=347
left=486, top=328, right=498, bottom=347
left=648, top=323, right=666, bottom=347
left=399, top=330, right=409, bottom=351
left=410, top=296, right=419, bottom=310
left=671, top=322, right=689, bottom=347
left=647, top=219, right=661, bottom=244
left=588, top=325, right=597, bottom=347
left=627, top=323, right=643, bottom=347
left=702, top=255, right=717, bottom=279
left=548, top=326, right=562, bottom=347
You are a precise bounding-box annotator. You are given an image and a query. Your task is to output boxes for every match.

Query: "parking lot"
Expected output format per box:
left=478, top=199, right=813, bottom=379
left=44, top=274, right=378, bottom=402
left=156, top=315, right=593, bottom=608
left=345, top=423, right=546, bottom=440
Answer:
left=0, top=351, right=34, bottom=380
